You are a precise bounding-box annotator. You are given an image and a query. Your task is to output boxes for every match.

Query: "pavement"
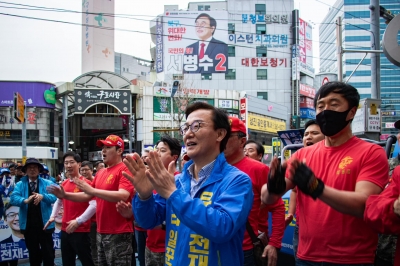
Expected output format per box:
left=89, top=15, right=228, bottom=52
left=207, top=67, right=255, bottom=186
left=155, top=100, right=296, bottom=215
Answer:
left=17, top=250, right=140, bottom=265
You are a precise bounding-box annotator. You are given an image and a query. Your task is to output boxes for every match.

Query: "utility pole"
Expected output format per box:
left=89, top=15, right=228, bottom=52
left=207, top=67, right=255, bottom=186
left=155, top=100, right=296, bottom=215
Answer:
left=336, top=16, right=343, bottom=82
left=370, top=0, right=381, bottom=99
left=22, top=101, right=27, bottom=164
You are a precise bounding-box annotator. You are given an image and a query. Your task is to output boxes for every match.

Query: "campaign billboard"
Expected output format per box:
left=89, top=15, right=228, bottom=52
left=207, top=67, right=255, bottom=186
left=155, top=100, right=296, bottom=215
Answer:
left=163, top=11, right=229, bottom=74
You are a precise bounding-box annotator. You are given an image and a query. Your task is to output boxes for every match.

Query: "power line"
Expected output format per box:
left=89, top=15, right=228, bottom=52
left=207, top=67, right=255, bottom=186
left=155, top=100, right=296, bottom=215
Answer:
left=0, top=7, right=397, bottom=71
left=0, top=2, right=367, bottom=49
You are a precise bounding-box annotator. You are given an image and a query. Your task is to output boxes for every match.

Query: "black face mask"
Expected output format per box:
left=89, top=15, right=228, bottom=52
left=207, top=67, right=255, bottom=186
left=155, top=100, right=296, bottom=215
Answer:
left=316, top=109, right=351, bottom=137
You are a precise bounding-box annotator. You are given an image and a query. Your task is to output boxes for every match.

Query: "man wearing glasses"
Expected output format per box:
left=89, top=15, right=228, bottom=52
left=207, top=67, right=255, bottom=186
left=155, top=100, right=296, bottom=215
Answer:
left=123, top=102, right=253, bottom=265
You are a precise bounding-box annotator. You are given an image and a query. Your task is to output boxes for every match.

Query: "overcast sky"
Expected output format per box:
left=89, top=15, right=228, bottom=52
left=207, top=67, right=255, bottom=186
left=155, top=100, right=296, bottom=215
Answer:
left=0, top=0, right=336, bottom=83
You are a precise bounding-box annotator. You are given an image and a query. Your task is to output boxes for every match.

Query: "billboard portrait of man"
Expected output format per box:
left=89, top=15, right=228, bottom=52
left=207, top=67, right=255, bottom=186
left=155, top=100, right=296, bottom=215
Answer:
left=184, top=13, right=228, bottom=74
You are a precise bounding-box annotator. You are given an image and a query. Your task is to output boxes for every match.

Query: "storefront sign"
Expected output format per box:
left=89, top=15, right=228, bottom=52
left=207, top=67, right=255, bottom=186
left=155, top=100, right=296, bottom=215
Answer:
left=248, top=113, right=286, bottom=133
left=0, top=130, right=39, bottom=141
left=382, top=111, right=396, bottom=116
left=0, top=81, right=56, bottom=108
left=241, top=58, right=288, bottom=68
left=228, top=34, right=288, bottom=47
left=153, top=87, right=214, bottom=99
left=300, top=96, right=314, bottom=109
left=300, top=108, right=316, bottom=119
left=299, top=84, right=316, bottom=98
left=239, top=98, right=247, bottom=125
left=241, top=14, right=289, bottom=24
left=88, top=151, right=103, bottom=161
left=218, top=100, right=239, bottom=109
left=74, top=88, right=131, bottom=115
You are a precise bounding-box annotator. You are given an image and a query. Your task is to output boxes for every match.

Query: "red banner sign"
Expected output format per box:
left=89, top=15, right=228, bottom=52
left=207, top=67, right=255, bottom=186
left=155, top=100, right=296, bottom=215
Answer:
left=299, top=83, right=316, bottom=98
left=300, top=96, right=314, bottom=109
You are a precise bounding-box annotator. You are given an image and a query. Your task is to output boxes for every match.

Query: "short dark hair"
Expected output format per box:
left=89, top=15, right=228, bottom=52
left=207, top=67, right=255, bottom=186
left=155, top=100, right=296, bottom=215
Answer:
left=156, top=135, right=182, bottom=163
left=62, top=151, right=82, bottom=163
left=8, top=164, right=16, bottom=170
left=314, top=82, right=360, bottom=110
left=304, top=119, right=319, bottom=131
left=81, top=161, right=93, bottom=171
left=195, top=13, right=217, bottom=35
left=185, top=102, right=231, bottom=152
left=245, top=140, right=265, bottom=157
left=95, top=161, right=104, bottom=167
left=4, top=203, right=13, bottom=220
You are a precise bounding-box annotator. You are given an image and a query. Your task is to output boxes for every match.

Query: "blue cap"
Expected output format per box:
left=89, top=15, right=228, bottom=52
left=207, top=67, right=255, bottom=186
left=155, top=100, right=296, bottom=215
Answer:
left=0, top=168, right=10, bottom=175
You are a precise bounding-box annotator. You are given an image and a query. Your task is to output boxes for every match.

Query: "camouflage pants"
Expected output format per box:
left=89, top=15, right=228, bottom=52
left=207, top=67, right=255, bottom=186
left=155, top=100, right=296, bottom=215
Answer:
left=97, top=232, right=133, bottom=266
left=145, top=247, right=165, bottom=266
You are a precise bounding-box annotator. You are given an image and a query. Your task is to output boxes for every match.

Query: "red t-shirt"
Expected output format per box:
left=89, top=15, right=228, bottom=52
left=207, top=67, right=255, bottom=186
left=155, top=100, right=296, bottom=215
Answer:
left=61, top=177, right=92, bottom=233
left=233, top=157, right=270, bottom=250
left=291, top=136, right=388, bottom=263
left=92, top=162, right=134, bottom=234
left=365, top=167, right=400, bottom=265
left=257, top=198, right=285, bottom=249
left=146, top=228, right=166, bottom=253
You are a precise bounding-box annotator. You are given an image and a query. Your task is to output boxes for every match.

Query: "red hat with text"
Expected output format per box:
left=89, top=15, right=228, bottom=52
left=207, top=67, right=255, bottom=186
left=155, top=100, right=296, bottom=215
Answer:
left=96, top=135, right=124, bottom=149
left=229, top=116, right=247, bottom=135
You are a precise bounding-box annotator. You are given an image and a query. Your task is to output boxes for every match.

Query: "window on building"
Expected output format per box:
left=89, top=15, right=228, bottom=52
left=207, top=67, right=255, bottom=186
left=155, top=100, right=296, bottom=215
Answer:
left=228, top=46, right=236, bottom=57
left=257, top=69, right=268, bottom=80
left=255, top=4, right=266, bottom=15
left=225, top=69, right=236, bottom=80
left=123, top=67, right=126, bottom=72
left=205, top=5, right=211, bottom=11
left=256, top=46, right=267, bottom=57
left=257, top=91, right=268, bottom=99
left=228, top=23, right=235, bottom=34
left=201, top=73, right=212, bottom=80
left=256, top=24, right=266, bottom=34
left=126, top=68, right=129, bottom=72
left=173, top=74, right=183, bottom=80
left=198, top=5, right=204, bottom=11
left=141, top=71, right=146, bottom=76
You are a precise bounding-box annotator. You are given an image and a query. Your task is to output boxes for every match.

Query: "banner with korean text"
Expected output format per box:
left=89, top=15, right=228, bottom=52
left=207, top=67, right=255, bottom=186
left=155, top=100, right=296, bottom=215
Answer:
left=163, top=11, right=228, bottom=74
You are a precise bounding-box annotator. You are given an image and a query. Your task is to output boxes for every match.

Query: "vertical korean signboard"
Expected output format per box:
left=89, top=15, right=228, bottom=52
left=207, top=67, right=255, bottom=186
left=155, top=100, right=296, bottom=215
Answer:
left=82, top=0, right=115, bottom=73
left=164, top=11, right=228, bottom=74
left=239, top=98, right=248, bottom=135
left=298, top=18, right=306, bottom=64
left=156, top=16, right=164, bottom=73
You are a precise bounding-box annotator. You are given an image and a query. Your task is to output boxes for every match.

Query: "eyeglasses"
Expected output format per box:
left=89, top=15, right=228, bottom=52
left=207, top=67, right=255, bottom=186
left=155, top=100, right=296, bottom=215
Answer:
left=179, top=120, right=207, bottom=136
left=6, top=212, right=18, bottom=219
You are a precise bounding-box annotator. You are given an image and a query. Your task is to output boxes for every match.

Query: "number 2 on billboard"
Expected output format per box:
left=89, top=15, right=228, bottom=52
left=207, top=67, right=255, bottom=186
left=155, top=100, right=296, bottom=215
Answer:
left=215, top=54, right=226, bottom=72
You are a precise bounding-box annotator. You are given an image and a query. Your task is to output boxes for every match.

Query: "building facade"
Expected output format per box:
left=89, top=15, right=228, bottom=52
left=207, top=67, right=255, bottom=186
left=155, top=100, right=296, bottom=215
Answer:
left=0, top=81, right=59, bottom=174
left=319, top=0, right=400, bottom=136
left=147, top=0, right=304, bottom=147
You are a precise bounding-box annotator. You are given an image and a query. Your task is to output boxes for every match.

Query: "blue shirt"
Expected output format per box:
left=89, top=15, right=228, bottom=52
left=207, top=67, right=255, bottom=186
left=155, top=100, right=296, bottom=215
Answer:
left=188, top=159, right=216, bottom=197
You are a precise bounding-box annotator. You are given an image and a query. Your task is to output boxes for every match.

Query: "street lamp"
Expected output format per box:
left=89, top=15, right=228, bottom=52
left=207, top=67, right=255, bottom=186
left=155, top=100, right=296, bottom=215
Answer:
left=68, top=140, right=74, bottom=145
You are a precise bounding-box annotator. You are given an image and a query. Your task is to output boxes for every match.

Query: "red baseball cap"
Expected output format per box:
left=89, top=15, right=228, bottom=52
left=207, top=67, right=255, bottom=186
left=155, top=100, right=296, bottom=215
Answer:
left=96, top=135, right=124, bottom=149
left=229, top=116, right=247, bottom=135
